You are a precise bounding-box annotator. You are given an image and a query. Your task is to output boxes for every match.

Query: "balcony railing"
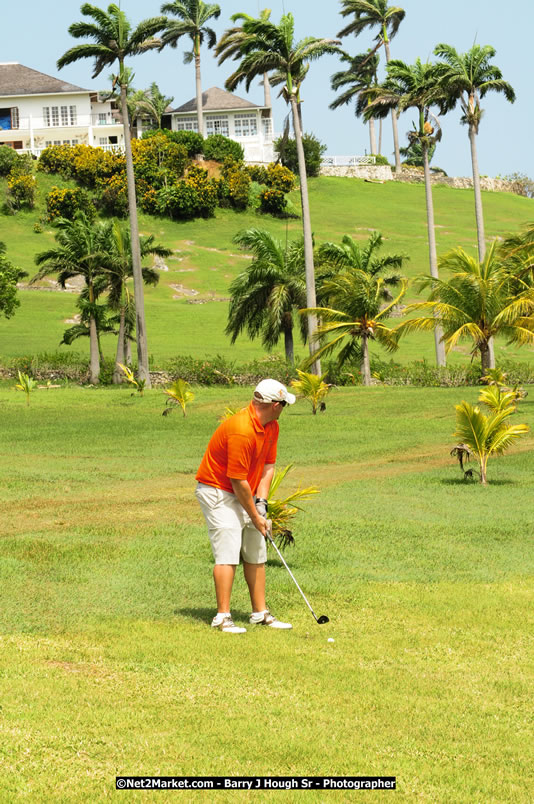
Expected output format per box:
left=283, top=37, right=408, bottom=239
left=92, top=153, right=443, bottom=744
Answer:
left=321, top=155, right=377, bottom=167
left=0, top=114, right=121, bottom=132
left=18, top=144, right=125, bottom=157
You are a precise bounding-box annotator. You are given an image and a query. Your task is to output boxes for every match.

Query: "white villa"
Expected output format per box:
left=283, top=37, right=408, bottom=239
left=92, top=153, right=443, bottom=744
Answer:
left=0, top=63, right=124, bottom=156
left=159, top=86, right=276, bottom=164
left=0, top=64, right=275, bottom=164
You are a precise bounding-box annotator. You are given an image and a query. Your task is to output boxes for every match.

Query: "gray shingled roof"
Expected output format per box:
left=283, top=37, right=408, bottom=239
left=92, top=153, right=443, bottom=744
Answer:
left=0, top=63, right=88, bottom=97
left=168, top=86, right=262, bottom=114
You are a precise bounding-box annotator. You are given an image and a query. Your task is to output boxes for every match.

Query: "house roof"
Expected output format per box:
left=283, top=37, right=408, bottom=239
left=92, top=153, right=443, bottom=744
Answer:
left=168, top=86, right=262, bottom=114
left=0, top=63, right=88, bottom=97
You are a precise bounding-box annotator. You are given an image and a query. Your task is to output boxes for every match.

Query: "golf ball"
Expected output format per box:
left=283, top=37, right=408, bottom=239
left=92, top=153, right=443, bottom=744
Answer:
left=327, top=638, right=335, bottom=643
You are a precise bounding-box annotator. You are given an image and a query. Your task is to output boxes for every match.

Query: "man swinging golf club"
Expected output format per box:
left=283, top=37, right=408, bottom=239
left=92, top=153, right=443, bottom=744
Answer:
left=195, top=379, right=295, bottom=634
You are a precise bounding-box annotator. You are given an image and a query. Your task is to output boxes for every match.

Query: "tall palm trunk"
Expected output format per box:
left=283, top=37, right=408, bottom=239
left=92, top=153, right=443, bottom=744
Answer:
left=479, top=340, right=494, bottom=373
left=120, top=77, right=151, bottom=388
left=290, top=92, right=321, bottom=376
left=378, top=118, right=383, bottom=155
left=263, top=73, right=272, bottom=108
left=113, top=303, right=126, bottom=384
left=423, top=140, right=446, bottom=367
left=469, top=121, right=495, bottom=366
left=195, top=36, right=203, bottom=135
left=283, top=316, right=294, bottom=364
left=468, top=123, right=486, bottom=261
left=383, top=37, right=401, bottom=172
left=88, top=314, right=100, bottom=384
left=368, top=117, right=377, bottom=155
left=361, top=332, right=371, bottom=386
left=125, top=330, right=132, bottom=365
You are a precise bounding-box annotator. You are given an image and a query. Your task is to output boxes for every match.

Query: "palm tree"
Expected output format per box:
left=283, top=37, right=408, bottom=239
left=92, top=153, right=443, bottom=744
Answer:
left=102, top=221, right=170, bottom=383
left=453, top=400, right=528, bottom=485
left=302, top=265, right=407, bottom=386
left=32, top=214, right=109, bottom=384
left=365, top=58, right=447, bottom=366
left=226, top=228, right=308, bottom=364
left=215, top=9, right=273, bottom=108
left=330, top=50, right=380, bottom=154
left=132, top=82, right=174, bottom=131
left=338, top=0, right=406, bottom=172
left=318, top=230, right=406, bottom=291
left=395, top=243, right=534, bottom=372
left=433, top=43, right=516, bottom=262
left=57, top=3, right=167, bottom=388
left=159, top=0, right=221, bottom=136
left=216, top=12, right=341, bottom=374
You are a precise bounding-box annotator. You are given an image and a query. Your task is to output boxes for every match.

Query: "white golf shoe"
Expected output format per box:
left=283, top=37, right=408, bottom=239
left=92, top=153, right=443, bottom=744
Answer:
left=249, top=610, right=292, bottom=629
left=211, top=614, right=246, bottom=634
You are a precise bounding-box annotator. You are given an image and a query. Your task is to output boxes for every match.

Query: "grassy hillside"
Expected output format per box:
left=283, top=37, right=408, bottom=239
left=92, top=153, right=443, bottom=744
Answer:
left=1, top=172, right=533, bottom=366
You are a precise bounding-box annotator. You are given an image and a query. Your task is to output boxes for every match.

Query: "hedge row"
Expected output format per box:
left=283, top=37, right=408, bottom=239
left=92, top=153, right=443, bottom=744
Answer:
left=3, top=353, right=534, bottom=388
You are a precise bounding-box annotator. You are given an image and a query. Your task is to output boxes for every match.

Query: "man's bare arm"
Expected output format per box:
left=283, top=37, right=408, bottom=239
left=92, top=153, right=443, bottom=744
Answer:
left=230, top=478, right=268, bottom=536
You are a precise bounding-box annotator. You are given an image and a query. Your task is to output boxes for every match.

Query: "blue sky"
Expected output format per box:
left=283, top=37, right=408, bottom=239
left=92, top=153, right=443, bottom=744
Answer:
left=3, top=0, right=531, bottom=178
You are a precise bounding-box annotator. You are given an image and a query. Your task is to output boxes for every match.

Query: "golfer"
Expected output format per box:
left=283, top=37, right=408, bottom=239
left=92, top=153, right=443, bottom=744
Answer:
left=195, top=379, right=295, bottom=634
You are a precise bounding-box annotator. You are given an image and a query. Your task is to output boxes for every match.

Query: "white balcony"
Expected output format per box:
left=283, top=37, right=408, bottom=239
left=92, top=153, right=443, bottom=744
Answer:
left=0, top=114, right=121, bottom=133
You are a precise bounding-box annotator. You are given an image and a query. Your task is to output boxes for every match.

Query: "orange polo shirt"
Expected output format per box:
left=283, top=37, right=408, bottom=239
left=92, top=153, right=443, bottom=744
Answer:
left=196, top=402, right=279, bottom=495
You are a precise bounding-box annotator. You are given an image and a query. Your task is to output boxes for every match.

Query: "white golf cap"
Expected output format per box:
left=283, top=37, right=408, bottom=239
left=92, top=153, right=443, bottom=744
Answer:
left=253, top=378, right=296, bottom=405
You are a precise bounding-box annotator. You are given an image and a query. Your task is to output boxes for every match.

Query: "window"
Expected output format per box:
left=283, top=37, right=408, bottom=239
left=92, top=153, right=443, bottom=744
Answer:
left=262, top=118, right=273, bottom=138
left=99, top=137, right=108, bottom=145
left=205, top=115, right=229, bottom=137
left=51, top=108, right=59, bottom=127
left=174, top=116, right=198, bottom=132
left=69, top=106, right=77, bottom=125
left=45, top=141, right=52, bottom=147
left=11, top=108, right=20, bottom=129
left=53, top=140, right=61, bottom=146
left=43, top=107, right=51, bottom=127
left=98, top=113, right=107, bottom=126
left=61, top=106, right=69, bottom=126
left=234, top=113, right=257, bottom=138
left=71, top=139, right=79, bottom=146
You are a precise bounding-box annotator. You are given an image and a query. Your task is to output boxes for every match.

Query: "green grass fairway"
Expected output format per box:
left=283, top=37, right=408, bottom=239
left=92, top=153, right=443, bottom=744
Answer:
left=1, top=174, right=533, bottom=366
left=1, top=384, right=533, bottom=801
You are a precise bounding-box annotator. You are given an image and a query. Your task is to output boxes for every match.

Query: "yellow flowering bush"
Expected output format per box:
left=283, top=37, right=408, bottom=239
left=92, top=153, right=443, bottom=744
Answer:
left=46, top=186, right=96, bottom=221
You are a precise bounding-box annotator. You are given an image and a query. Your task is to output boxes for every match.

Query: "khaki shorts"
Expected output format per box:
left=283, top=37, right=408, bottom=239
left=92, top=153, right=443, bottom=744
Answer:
left=195, top=483, right=267, bottom=565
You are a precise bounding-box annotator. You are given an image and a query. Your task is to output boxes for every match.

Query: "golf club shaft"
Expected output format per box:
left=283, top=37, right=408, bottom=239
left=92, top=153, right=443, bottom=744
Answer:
left=266, top=531, right=320, bottom=622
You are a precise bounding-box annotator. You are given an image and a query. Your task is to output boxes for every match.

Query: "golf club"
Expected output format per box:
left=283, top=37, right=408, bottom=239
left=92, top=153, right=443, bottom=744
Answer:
left=266, top=527, right=329, bottom=625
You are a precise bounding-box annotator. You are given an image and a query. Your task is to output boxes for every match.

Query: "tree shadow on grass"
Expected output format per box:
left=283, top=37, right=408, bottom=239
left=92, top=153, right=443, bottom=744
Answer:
left=175, top=606, right=250, bottom=624
left=440, top=477, right=515, bottom=486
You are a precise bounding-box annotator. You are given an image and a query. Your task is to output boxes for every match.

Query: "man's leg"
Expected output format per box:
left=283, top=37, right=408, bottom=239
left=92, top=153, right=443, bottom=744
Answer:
left=213, top=564, right=237, bottom=613
left=243, top=561, right=266, bottom=613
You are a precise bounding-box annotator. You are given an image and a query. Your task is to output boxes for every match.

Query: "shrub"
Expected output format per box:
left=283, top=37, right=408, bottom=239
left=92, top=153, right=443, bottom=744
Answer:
left=73, top=145, right=123, bottom=187
left=6, top=173, right=36, bottom=210
left=260, top=187, right=287, bottom=216
left=221, top=159, right=251, bottom=210
left=143, top=128, right=204, bottom=158
left=266, top=163, right=295, bottom=193
left=0, top=146, right=17, bottom=177
left=203, top=134, right=244, bottom=163
left=37, top=144, right=77, bottom=177
left=156, top=167, right=217, bottom=220
left=374, top=154, right=391, bottom=166
left=96, top=172, right=129, bottom=217
left=132, top=133, right=188, bottom=185
left=46, top=186, right=96, bottom=221
left=274, top=132, right=327, bottom=177
left=246, top=164, right=269, bottom=184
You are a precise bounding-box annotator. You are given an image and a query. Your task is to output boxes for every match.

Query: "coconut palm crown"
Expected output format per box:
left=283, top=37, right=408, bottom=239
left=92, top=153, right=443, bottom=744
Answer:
left=330, top=50, right=380, bottom=154
left=159, top=1, right=221, bottom=136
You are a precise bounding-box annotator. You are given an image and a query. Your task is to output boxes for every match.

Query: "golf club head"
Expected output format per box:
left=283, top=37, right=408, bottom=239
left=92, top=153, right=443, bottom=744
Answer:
left=316, top=615, right=329, bottom=625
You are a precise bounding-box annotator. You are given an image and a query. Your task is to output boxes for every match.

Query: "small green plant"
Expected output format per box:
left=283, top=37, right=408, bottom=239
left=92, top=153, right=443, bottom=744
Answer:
left=451, top=398, right=529, bottom=485
left=291, top=370, right=331, bottom=414
left=117, top=363, right=145, bottom=396
left=163, top=379, right=195, bottom=417
left=267, top=464, right=319, bottom=549
left=14, top=371, right=37, bottom=406
left=218, top=405, right=240, bottom=422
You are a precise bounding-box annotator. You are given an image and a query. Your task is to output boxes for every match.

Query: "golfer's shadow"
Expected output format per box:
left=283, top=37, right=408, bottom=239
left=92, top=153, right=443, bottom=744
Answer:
left=176, top=607, right=250, bottom=624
